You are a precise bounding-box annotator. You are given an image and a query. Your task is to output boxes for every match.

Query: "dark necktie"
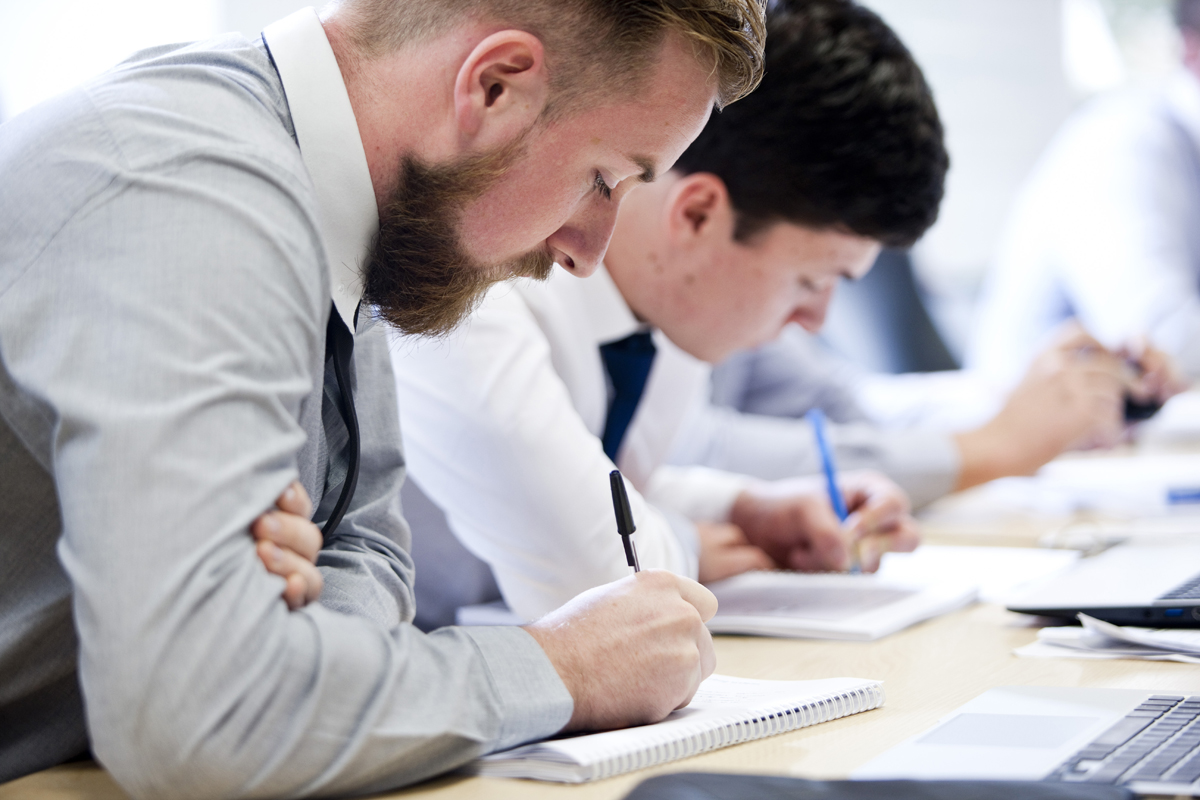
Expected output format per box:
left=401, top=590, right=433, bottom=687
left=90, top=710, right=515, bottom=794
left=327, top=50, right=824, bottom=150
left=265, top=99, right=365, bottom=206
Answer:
left=599, top=331, right=657, bottom=461
left=321, top=302, right=360, bottom=536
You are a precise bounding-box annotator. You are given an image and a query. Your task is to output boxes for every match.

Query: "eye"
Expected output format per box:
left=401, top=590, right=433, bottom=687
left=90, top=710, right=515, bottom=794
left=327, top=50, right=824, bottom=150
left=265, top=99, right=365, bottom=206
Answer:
left=592, top=171, right=613, bottom=200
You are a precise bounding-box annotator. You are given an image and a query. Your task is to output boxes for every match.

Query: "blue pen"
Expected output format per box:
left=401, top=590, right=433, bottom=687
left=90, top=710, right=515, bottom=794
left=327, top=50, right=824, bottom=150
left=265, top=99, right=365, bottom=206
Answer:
left=806, top=408, right=848, bottom=521
left=807, top=408, right=858, bottom=572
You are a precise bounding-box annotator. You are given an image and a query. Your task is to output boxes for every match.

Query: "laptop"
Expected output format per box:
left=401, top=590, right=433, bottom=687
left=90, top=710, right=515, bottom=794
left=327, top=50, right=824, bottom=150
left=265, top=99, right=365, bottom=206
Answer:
left=854, top=686, right=1200, bottom=796
left=1006, top=544, right=1200, bottom=627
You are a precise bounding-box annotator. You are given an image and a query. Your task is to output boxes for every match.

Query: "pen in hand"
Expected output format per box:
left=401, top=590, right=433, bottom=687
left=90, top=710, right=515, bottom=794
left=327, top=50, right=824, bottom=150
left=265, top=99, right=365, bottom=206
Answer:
left=609, top=469, right=641, bottom=573
left=805, top=408, right=857, bottom=572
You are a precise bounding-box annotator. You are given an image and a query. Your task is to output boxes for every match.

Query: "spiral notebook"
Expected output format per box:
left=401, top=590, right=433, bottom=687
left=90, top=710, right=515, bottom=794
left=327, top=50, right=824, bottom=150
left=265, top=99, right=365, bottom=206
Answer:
left=470, top=674, right=884, bottom=783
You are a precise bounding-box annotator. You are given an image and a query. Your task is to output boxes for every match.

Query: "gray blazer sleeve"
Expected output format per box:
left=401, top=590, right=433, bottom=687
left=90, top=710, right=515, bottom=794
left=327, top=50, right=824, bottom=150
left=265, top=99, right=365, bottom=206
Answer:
left=0, top=81, right=571, bottom=798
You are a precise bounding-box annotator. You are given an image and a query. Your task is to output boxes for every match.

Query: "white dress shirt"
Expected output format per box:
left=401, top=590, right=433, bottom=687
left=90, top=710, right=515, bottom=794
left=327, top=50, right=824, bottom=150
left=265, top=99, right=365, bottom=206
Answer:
left=264, top=9, right=373, bottom=327
left=391, top=266, right=753, bottom=621
left=969, top=70, right=1200, bottom=383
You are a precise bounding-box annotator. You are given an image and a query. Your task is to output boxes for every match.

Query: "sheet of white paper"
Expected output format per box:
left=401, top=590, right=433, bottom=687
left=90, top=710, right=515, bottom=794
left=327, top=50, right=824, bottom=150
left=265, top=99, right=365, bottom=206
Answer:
left=1013, top=619, right=1200, bottom=663
left=875, top=545, right=1080, bottom=604
left=1014, top=637, right=1200, bottom=663
left=1079, top=614, right=1200, bottom=655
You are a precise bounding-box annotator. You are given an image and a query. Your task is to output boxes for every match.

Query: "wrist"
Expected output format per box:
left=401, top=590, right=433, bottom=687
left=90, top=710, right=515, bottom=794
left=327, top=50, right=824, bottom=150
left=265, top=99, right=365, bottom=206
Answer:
left=522, top=621, right=590, bottom=731
left=952, top=420, right=1046, bottom=491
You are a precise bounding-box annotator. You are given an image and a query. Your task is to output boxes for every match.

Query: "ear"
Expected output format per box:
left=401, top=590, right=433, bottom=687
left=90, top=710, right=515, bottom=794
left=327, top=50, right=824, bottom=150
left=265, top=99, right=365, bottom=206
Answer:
left=454, top=30, right=548, bottom=144
left=664, top=172, right=733, bottom=247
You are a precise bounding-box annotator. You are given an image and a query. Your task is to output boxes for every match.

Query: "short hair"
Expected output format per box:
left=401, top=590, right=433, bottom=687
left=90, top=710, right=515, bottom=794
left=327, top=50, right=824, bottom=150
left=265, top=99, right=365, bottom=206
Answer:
left=673, top=0, right=948, bottom=248
left=334, top=0, right=766, bottom=113
left=1177, top=0, right=1200, bottom=33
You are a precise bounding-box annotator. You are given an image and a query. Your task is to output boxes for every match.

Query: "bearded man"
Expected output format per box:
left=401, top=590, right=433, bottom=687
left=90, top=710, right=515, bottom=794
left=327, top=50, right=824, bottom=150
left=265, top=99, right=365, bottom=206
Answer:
left=0, top=0, right=765, bottom=796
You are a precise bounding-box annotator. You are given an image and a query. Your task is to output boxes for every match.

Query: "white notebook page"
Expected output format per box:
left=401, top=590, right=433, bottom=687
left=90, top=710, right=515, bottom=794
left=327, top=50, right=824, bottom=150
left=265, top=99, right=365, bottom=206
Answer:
left=475, top=674, right=882, bottom=782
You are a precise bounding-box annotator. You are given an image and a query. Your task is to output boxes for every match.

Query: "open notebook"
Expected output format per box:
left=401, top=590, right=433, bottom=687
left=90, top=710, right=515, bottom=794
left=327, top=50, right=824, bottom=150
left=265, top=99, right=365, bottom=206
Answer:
left=704, top=570, right=977, bottom=641
left=470, top=674, right=883, bottom=783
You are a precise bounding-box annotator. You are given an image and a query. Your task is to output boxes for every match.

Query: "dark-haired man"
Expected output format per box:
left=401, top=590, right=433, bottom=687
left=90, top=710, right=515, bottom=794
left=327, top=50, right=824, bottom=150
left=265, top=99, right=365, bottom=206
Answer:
left=0, top=0, right=765, bottom=794
left=392, top=0, right=938, bottom=624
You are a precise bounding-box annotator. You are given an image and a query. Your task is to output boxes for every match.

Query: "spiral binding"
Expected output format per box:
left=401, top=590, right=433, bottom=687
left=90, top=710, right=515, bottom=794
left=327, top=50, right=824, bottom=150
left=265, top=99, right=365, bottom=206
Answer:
left=581, top=683, right=885, bottom=781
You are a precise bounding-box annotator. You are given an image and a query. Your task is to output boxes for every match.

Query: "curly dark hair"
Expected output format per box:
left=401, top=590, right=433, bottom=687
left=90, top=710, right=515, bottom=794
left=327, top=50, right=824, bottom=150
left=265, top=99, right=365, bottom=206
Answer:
left=673, top=0, right=948, bottom=248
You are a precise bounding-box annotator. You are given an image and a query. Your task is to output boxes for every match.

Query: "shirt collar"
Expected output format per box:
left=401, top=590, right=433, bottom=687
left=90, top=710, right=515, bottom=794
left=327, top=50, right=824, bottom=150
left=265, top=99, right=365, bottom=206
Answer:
left=263, top=7, right=378, bottom=331
left=577, top=264, right=648, bottom=346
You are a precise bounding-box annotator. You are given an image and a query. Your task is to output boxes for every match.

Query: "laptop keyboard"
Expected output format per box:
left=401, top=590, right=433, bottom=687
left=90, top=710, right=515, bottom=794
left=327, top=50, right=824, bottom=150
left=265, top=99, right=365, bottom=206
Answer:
left=1048, top=696, right=1200, bottom=786
left=1159, top=574, right=1200, bottom=601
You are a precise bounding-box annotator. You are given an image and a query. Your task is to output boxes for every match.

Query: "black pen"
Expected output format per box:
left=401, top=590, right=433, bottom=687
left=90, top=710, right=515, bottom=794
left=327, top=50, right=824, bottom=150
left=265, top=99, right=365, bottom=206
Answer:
left=609, top=469, right=641, bottom=573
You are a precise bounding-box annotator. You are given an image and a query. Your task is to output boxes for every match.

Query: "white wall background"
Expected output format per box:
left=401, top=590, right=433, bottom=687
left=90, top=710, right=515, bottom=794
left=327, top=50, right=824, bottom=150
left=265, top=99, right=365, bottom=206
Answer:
left=0, top=0, right=309, bottom=122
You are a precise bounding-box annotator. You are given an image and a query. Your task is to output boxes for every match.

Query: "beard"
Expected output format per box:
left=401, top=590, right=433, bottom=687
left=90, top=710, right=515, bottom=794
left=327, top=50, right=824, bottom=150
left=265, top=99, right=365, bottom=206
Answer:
left=362, top=139, right=556, bottom=337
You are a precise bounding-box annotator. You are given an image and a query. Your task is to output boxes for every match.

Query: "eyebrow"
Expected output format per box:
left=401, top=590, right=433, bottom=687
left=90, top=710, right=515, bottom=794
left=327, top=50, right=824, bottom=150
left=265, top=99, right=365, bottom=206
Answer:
left=631, top=156, right=657, bottom=184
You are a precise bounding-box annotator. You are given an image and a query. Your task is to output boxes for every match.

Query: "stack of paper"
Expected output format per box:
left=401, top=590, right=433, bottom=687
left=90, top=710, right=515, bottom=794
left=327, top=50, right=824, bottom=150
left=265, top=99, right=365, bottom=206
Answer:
left=1016, top=614, right=1200, bottom=663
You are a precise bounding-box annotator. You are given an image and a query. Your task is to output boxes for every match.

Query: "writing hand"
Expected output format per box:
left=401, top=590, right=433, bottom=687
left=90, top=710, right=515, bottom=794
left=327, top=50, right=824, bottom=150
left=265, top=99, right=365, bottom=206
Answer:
left=954, top=322, right=1128, bottom=489
left=524, top=570, right=717, bottom=732
left=839, top=469, right=920, bottom=571
left=728, top=473, right=918, bottom=574
left=1121, top=336, right=1187, bottom=406
left=251, top=481, right=324, bottom=610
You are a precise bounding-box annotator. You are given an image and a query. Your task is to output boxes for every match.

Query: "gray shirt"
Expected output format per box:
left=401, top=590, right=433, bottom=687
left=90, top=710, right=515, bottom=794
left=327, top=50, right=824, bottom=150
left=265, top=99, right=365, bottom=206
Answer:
left=0, top=27, right=571, bottom=798
left=687, top=327, right=960, bottom=508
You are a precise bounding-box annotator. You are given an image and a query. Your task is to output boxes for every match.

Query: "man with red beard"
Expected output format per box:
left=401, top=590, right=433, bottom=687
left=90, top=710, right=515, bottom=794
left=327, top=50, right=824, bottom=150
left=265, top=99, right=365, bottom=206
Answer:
left=0, top=0, right=765, bottom=795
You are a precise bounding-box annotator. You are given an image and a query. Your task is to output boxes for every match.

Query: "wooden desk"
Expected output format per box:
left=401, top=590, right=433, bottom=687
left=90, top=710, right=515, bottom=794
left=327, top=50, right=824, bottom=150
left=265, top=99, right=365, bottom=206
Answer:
left=6, top=600, right=1200, bottom=800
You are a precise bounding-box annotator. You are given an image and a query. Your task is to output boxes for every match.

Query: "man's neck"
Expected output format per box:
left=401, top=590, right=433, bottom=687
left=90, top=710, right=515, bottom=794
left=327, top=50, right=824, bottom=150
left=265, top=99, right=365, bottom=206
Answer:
left=321, top=18, right=478, bottom=209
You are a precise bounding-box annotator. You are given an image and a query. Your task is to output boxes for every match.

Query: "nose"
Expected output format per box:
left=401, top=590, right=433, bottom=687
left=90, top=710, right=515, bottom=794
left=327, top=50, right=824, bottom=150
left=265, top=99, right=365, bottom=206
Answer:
left=789, top=290, right=834, bottom=334
left=546, top=200, right=621, bottom=278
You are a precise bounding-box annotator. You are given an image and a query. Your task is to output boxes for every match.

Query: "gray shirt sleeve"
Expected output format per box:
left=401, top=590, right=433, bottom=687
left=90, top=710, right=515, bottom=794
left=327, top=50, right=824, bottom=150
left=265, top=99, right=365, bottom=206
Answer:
left=695, top=329, right=960, bottom=507
left=0, top=55, right=570, bottom=799
left=669, top=403, right=959, bottom=509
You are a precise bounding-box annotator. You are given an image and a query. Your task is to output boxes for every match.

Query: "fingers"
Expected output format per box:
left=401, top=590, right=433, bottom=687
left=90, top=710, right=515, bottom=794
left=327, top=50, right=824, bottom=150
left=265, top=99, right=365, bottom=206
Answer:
left=855, top=518, right=921, bottom=573
left=252, top=485, right=324, bottom=609
left=696, top=522, right=776, bottom=583
left=841, top=472, right=914, bottom=534
left=696, top=627, right=717, bottom=686
left=1049, top=319, right=1105, bottom=353
left=257, top=540, right=324, bottom=609
left=253, top=509, right=322, bottom=563
left=698, top=545, right=775, bottom=584
left=1127, top=344, right=1187, bottom=402
left=668, top=572, right=719, bottom=622
left=275, top=480, right=314, bottom=518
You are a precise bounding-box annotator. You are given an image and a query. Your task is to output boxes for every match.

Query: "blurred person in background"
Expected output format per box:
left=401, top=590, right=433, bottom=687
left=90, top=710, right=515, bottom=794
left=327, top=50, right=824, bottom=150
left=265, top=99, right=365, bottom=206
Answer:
left=688, top=320, right=1181, bottom=510
left=969, top=0, right=1200, bottom=383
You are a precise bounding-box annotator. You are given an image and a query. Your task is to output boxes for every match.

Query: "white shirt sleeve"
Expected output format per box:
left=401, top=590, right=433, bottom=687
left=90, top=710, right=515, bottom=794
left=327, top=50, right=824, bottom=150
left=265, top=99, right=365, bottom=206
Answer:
left=390, top=287, right=696, bottom=622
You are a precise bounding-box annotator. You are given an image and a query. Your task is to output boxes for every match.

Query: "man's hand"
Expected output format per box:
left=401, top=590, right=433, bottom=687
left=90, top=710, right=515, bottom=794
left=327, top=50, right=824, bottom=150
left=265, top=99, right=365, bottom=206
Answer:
left=524, top=570, right=717, bottom=732
left=251, top=481, right=324, bottom=610
left=1121, top=336, right=1188, bottom=406
left=727, top=472, right=918, bottom=574
left=954, top=323, right=1133, bottom=490
left=696, top=522, right=774, bottom=584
